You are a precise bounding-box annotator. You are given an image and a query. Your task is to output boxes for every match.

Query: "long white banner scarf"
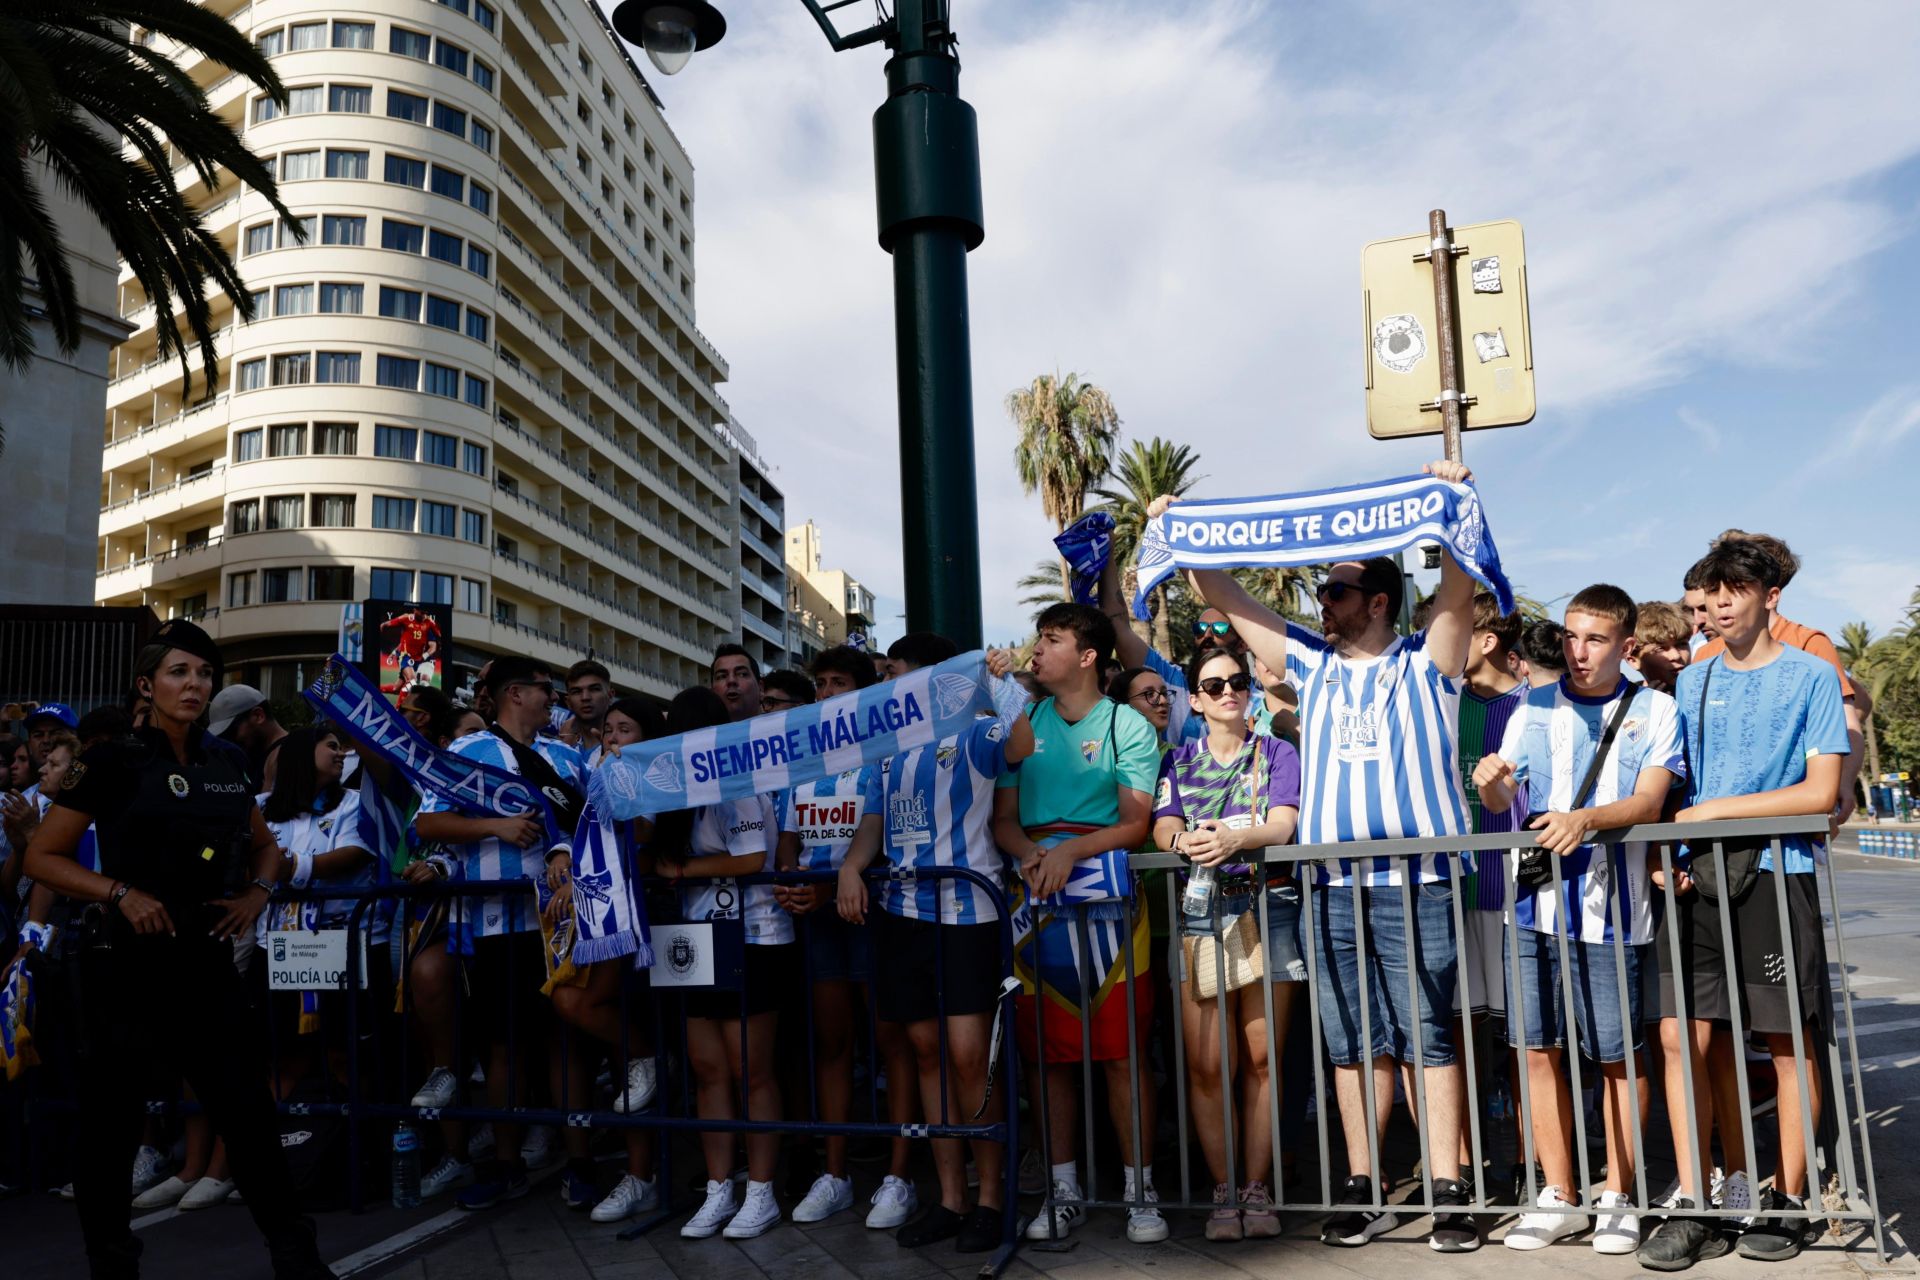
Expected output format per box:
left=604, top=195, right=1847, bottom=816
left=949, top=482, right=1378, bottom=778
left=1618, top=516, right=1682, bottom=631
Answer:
left=568, top=796, right=653, bottom=968
left=589, top=651, right=996, bottom=821
left=1130, top=474, right=1514, bottom=619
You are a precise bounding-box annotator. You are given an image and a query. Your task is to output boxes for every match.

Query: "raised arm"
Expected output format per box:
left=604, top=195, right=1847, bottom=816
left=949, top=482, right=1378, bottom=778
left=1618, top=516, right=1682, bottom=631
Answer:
left=1420, top=459, right=1477, bottom=678
left=1099, top=541, right=1150, bottom=670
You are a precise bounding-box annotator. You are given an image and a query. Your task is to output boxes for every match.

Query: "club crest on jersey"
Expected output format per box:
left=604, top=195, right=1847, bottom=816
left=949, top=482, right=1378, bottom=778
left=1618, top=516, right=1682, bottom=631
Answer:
left=1622, top=718, right=1645, bottom=743
left=1080, top=739, right=1100, bottom=764
left=932, top=673, right=979, bottom=719
left=936, top=744, right=957, bottom=769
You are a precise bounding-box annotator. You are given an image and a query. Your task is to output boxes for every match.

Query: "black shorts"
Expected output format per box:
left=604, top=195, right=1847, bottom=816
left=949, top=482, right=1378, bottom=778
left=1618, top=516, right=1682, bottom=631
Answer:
left=871, top=909, right=1004, bottom=1025
left=681, top=943, right=797, bottom=1020
left=1656, top=871, right=1827, bottom=1035
left=252, top=943, right=393, bottom=1055
left=466, top=932, right=552, bottom=1045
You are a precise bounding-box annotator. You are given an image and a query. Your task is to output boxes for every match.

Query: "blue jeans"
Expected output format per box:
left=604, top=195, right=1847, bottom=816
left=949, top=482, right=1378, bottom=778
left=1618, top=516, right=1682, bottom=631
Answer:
left=1178, top=881, right=1307, bottom=983
left=1505, top=927, right=1645, bottom=1062
left=1309, top=881, right=1458, bottom=1066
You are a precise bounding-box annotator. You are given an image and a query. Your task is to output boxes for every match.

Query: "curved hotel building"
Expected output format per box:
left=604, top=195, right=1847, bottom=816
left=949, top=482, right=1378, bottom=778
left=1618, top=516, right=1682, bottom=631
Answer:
left=95, top=0, right=782, bottom=700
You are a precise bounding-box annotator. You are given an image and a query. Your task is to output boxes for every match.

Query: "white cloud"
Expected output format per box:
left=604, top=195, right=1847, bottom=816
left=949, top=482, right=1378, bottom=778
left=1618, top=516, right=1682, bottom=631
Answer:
left=1676, top=407, right=1722, bottom=453
left=635, top=0, right=1920, bottom=639
left=1840, top=385, right=1920, bottom=455
left=1803, top=554, right=1916, bottom=636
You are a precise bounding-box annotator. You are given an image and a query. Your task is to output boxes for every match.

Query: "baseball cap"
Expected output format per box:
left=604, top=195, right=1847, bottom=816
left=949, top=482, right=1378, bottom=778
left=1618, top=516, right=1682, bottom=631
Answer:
left=207, top=684, right=268, bottom=737
left=23, top=703, right=78, bottom=730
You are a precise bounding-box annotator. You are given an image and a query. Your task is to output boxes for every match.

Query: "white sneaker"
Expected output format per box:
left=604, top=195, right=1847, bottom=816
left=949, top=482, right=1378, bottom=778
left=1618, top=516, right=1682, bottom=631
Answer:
left=591, top=1174, right=659, bottom=1223
left=411, top=1066, right=458, bottom=1109
left=611, top=1057, right=658, bottom=1114
left=520, top=1125, right=556, bottom=1169
left=131, top=1145, right=167, bottom=1197
left=1125, top=1184, right=1168, bottom=1244
left=866, top=1175, right=918, bottom=1229
left=55, top=1183, right=76, bottom=1201
left=1025, top=1180, right=1086, bottom=1240
left=132, top=1175, right=190, bottom=1210
left=1651, top=1177, right=1685, bottom=1212
left=1502, top=1186, right=1584, bottom=1250
left=467, top=1123, right=496, bottom=1161
left=682, top=1179, right=739, bottom=1238
left=421, top=1155, right=474, bottom=1199
left=792, top=1172, right=854, bottom=1223
left=1718, top=1169, right=1755, bottom=1229
left=723, top=1182, right=783, bottom=1239
left=1592, top=1190, right=1640, bottom=1254
left=178, top=1177, right=236, bottom=1211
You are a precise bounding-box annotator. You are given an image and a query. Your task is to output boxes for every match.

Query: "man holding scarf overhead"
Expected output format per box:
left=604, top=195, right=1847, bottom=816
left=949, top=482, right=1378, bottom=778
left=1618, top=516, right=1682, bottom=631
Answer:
left=1154, top=459, right=1487, bottom=1253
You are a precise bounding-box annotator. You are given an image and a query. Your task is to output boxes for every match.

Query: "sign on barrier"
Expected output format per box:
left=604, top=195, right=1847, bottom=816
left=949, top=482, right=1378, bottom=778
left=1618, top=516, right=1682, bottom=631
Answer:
left=266, top=929, right=369, bottom=990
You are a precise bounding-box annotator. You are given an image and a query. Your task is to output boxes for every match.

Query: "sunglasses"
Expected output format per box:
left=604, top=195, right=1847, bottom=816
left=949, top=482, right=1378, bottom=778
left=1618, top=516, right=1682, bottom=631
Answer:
left=1192, top=620, right=1233, bottom=639
left=1195, top=673, right=1254, bottom=697
left=760, top=694, right=800, bottom=710
left=1316, top=582, right=1367, bottom=604
left=1128, top=687, right=1171, bottom=704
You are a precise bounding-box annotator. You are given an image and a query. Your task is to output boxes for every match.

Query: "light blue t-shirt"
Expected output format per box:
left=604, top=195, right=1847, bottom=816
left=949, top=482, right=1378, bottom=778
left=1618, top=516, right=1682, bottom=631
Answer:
left=1674, top=647, right=1848, bottom=874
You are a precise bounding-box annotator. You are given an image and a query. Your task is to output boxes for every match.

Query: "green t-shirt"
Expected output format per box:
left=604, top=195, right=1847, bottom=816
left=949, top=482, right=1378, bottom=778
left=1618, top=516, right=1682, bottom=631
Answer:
left=998, top=696, right=1162, bottom=828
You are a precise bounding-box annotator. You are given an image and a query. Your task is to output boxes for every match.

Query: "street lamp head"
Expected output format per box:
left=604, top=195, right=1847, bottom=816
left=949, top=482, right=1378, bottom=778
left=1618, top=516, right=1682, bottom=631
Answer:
left=610, top=0, right=725, bottom=75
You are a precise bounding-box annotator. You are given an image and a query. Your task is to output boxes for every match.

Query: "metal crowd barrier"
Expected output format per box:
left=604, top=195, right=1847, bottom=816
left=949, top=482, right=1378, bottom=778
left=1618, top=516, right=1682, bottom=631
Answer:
left=1023, top=815, right=1888, bottom=1262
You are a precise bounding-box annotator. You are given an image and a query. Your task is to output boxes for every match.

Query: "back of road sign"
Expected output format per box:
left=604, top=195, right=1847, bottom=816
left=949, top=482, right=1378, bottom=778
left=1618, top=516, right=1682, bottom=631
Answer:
left=1363, top=219, right=1535, bottom=439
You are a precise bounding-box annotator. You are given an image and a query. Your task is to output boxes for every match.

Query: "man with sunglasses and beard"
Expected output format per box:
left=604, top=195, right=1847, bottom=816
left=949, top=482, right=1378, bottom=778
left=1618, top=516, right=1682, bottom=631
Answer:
left=1150, top=459, right=1483, bottom=1252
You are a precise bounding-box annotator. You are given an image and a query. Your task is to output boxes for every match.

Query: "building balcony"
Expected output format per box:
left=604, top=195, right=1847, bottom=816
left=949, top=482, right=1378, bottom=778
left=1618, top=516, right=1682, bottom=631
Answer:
left=491, top=548, right=706, bottom=663
left=97, top=465, right=228, bottom=537
left=101, top=394, right=231, bottom=471
left=95, top=534, right=226, bottom=599
left=741, top=607, right=783, bottom=647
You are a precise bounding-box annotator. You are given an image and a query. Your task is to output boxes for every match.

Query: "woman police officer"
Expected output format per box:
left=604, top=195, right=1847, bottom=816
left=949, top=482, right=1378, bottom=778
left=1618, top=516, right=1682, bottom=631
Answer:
left=19, top=619, right=331, bottom=1279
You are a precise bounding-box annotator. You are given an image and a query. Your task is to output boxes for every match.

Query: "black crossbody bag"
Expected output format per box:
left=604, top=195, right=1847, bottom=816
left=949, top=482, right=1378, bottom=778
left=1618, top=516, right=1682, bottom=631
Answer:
left=1514, top=683, right=1639, bottom=891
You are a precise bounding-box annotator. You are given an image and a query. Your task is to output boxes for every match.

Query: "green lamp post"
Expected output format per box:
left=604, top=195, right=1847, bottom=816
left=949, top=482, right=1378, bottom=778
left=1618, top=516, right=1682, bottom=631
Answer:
left=609, top=0, right=987, bottom=650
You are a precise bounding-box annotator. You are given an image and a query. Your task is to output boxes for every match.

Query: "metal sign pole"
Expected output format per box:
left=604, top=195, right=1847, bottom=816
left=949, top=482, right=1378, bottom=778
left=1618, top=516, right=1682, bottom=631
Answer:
left=1415, top=208, right=1470, bottom=464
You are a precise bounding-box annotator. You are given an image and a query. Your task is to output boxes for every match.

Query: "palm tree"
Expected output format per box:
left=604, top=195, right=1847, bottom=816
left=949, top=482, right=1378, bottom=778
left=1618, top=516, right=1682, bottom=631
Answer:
left=2, top=0, right=298, bottom=455
left=1092, top=437, right=1203, bottom=656
left=1237, top=565, right=1325, bottom=627
left=1015, top=558, right=1070, bottom=611
left=1008, top=372, right=1123, bottom=594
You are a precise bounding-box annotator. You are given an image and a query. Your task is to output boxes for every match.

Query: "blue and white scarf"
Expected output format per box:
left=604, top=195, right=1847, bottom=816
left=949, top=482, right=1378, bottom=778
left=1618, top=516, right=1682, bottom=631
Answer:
left=568, top=796, right=652, bottom=968
left=1055, top=512, right=1114, bottom=606
left=590, top=651, right=996, bottom=822
left=1131, top=474, right=1513, bottom=618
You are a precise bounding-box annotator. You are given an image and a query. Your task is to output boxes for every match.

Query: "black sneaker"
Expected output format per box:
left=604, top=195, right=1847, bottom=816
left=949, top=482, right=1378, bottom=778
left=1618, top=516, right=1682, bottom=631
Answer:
left=1429, top=1177, right=1482, bottom=1252
left=1321, top=1175, right=1397, bottom=1247
left=956, top=1205, right=1004, bottom=1254
left=1736, top=1189, right=1819, bottom=1261
left=897, top=1204, right=965, bottom=1249
left=1639, top=1203, right=1733, bottom=1271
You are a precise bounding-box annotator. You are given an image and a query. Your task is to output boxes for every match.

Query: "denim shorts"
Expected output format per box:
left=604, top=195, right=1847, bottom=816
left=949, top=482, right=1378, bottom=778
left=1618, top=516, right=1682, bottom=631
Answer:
left=1505, top=928, right=1645, bottom=1061
left=1178, top=881, right=1306, bottom=984
left=1309, top=881, right=1458, bottom=1067
left=800, top=908, right=872, bottom=984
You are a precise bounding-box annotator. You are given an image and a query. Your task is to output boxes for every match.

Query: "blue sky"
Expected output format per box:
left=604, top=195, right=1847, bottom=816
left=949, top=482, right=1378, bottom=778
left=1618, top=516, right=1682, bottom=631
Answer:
left=629, top=0, right=1920, bottom=651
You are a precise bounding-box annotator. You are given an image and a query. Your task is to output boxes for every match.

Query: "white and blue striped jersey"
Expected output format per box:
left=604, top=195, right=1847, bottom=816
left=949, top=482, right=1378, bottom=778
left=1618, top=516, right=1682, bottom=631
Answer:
left=869, top=716, right=1011, bottom=924
left=417, top=729, right=586, bottom=937
left=780, top=767, right=875, bottom=873
left=1284, top=622, right=1469, bottom=885
left=1498, top=678, right=1684, bottom=944
left=258, top=789, right=391, bottom=947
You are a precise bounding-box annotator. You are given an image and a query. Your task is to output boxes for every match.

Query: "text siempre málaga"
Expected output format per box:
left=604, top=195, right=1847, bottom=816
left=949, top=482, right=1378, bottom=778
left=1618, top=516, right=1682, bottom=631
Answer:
left=687, top=691, right=928, bottom=785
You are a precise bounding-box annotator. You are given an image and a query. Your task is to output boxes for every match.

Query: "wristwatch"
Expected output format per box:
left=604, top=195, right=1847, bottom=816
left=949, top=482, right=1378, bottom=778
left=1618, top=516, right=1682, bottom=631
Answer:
left=249, top=876, right=278, bottom=897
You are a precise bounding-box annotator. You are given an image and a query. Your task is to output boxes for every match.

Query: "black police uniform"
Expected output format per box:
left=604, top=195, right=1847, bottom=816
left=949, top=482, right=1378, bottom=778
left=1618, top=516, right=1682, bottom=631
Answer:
left=54, top=723, right=329, bottom=1279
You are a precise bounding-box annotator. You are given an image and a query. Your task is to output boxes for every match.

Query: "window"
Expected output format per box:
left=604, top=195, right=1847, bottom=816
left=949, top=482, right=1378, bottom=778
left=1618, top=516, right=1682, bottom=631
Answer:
left=378, top=286, right=421, bottom=321
left=331, top=21, right=372, bottom=49
left=495, top=473, right=517, bottom=496
left=268, top=423, right=305, bottom=456
left=429, top=166, right=464, bottom=200
left=427, top=229, right=462, bottom=264
left=422, top=431, right=458, bottom=466
left=623, top=206, right=635, bottom=233
left=371, top=568, right=411, bottom=599
left=472, top=61, right=494, bottom=92
left=437, top=0, right=469, bottom=13
left=462, top=374, right=488, bottom=409
left=244, top=223, right=274, bottom=255
left=577, top=98, right=592, bottom=126
left=227, top=573, right=256, bottom=608
left=461, top=578, right=485, bottom=613
left=328, top=84, right=370, bottom=113
left=425, top=295, right=460, bottom=331
left=469, top=121, right=492, bottom=152
left=320, top=218, right=365, bottom=251
left=384, top=154, right=425, bottom=188
left=229, top=499, right=260, bottom=533
left=475, top=1, right=495, bottom=33
left=312, top=494, right=356, bottom=527
left=289, top=22, right=325, bottom=50
left=262, top=568, right=300, bottom=603
left=380, top=219, right=423, bottom=253
left=577, top=49, right=590, bottom=74
left=373, top=496, right=416, bottom=530
left=318, top=282, right=362, bottom=313
left=462, top=441, right=486, bottom=475
left=310, top=566, right=355, bottom=600
left=266, top=495, right=303, bottom=530
left=280, top=150, right=320, bottom=181
left=421, top=501, right=456, bottom=537
left=468, top=183, right=491, bottom=216
left=374, top=425, right=416, bottom=458
left=432, top=103, right=467, bottom=138
left=623, top=159, right=635, bottom=185
left=434, top=41, right=467, bottom=74
left=465, top=245, right=489, bottom=278
left=280, top=215, right=313, bottom=247
left=314, top=351, right=360, bottom=383
left=419, top=572, right=454, bottom=606
left=270, top=353, right=311, bottom=386
left=601, top=178, right=613, bottom=204
left=493, top=598, right=516, bottom=625
left=624, top=112, right=635, bottom=140
left=233, top=429, right=262, bottom=462
left=423, top=362, right=460, bottom=398
left=288, top=86, right=323, bottom=115
left=238, top=358, right=266, bottom=391
left=575, top=147, right=591, bottom=177
left=313, top=423, right=356, bottom=454
left=245, top=288, right=267, bottom=321
left=461, top=510, right=485, bottom=543
left=274, top=283, right=313, bottom=316
left=389, top=27, right=430, bottom=59
left=376, top=355, right=419, bottom=389
left=324, top=149, right=368, bottom=180
left=386, top=90, right=428, bottom=123
left=464, top=310, right=488, bottom=343
left=177, top=593, right=209, bottom=618
left=255, top=28, right=284, bottom=56
left=495, top=532, right=517, bottom=556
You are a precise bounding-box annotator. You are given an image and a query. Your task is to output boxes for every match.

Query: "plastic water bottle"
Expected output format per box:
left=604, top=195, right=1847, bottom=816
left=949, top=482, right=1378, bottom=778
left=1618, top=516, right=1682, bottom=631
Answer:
left=1488, top=1071, right=1513, bottom=1123
left=1181, top=864, right=1217, bottom=917
left=391, top=1122, right=421, bottom=1209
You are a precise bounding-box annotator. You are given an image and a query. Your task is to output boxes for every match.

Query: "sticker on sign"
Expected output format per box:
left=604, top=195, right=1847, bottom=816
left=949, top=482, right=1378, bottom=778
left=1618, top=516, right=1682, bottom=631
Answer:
left=266, top=929, right=371, bottom=990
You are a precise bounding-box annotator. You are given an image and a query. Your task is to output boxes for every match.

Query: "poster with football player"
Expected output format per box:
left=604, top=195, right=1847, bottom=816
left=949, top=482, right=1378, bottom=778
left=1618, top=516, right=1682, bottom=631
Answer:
left=365, top=598, right=452, bottom=702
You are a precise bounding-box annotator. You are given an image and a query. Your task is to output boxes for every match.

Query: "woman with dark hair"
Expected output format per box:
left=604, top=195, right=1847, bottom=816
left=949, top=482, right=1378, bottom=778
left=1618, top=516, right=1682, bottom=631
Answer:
left=19, top=618, right=331, bottom=1278
left=652, top=687, right=793, bottom=1241
left=1108, top=667, right=1173, bottom=742
left=400, top=684, right=458, bottom=746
